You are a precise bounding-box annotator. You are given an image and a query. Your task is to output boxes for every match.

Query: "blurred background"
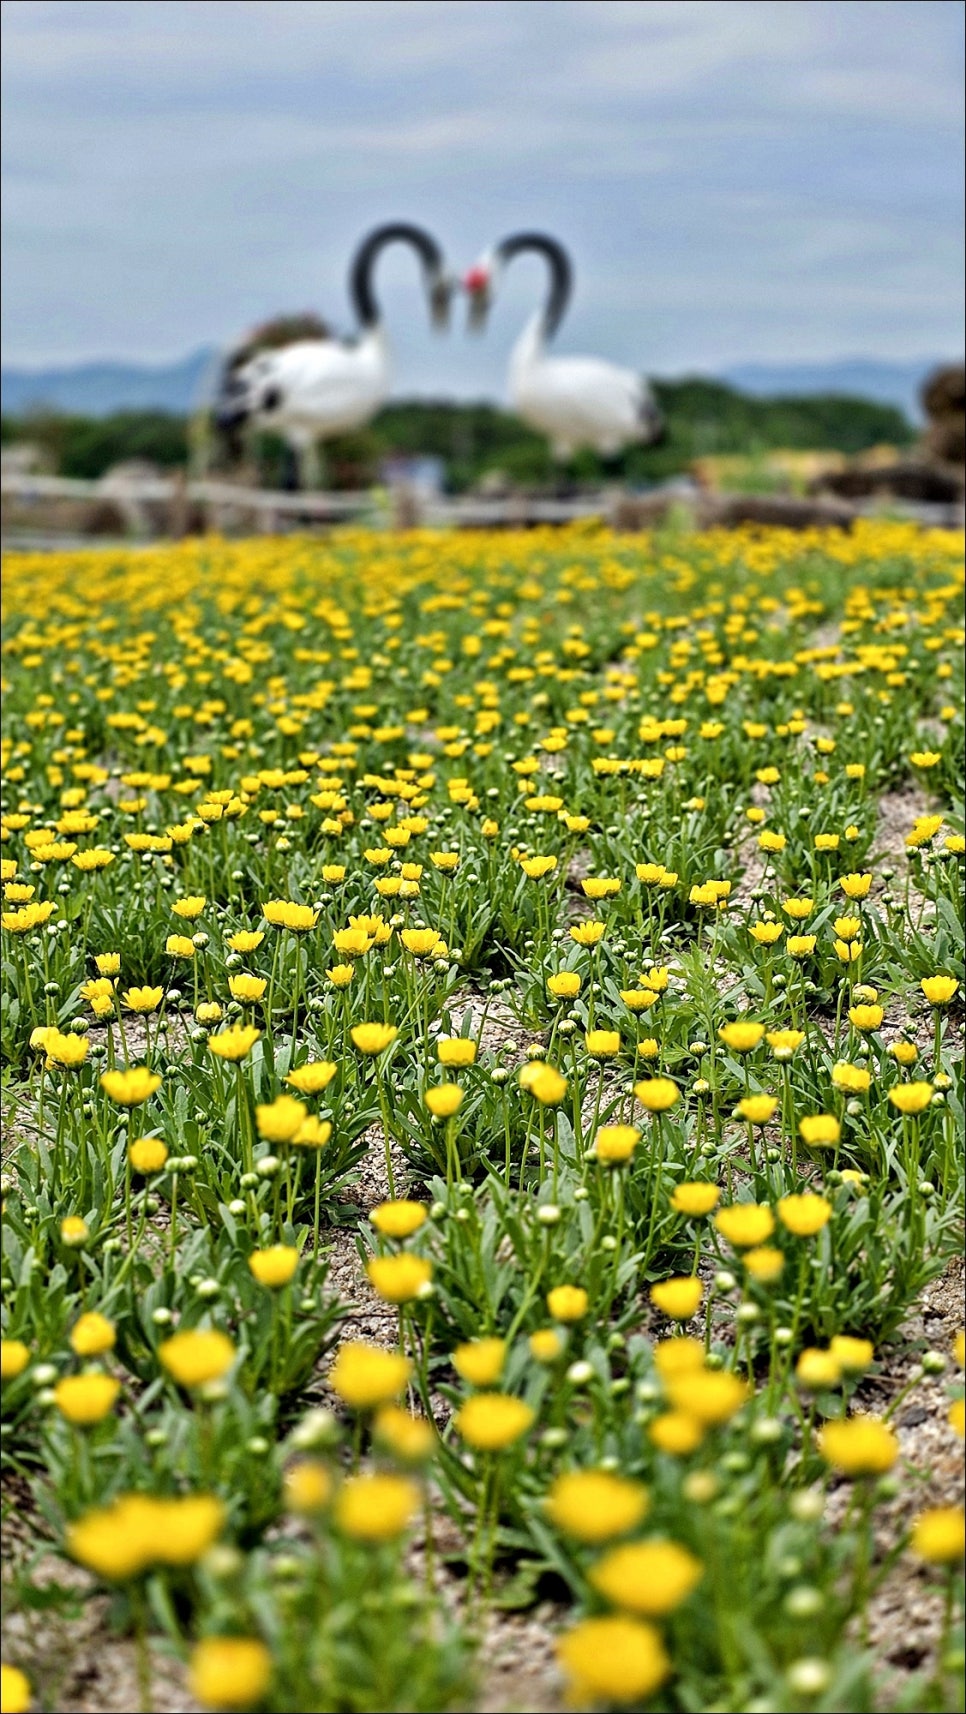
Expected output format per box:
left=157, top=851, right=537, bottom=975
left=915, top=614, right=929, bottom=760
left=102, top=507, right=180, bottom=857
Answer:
left=1, top=0, right=963, bottom=526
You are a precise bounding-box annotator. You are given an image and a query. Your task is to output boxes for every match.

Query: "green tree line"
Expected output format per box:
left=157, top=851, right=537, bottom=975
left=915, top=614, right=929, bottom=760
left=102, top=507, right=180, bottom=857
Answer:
left=1, top=380, right=914, bottom=489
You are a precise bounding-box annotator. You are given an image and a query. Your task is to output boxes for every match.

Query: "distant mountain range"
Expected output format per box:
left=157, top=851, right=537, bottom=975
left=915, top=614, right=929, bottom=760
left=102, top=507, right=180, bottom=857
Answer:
left=1, top=349, right=218, bottom=419
left=719, top=360, right=941, bottom=422
left=0, top=350, right=946, bottom=421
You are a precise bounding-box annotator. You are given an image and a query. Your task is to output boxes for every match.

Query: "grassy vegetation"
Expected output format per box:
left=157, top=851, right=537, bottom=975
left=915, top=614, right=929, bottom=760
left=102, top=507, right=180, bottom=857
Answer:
left=1, top=379, right=914, bottom=488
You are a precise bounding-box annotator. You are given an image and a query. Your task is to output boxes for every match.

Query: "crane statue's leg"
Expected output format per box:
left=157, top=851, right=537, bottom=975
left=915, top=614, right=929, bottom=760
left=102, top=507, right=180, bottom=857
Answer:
left=299, top=442, right=322, bottom=492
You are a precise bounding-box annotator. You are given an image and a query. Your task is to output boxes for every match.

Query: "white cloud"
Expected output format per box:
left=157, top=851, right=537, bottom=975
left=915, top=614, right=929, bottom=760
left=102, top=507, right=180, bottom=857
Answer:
left=1, top=0, right=962, bottom=374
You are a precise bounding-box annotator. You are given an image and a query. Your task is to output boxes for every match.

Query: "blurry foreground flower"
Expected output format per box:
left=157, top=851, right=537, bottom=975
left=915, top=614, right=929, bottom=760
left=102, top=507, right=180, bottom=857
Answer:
left=819, top=1417, right=899, bottom=1475
left=557, top=1615, right=669, bottom=1706
left=189, top=1637, right=272, bottom=1710
left=545, top=1470, right=648, bottom=1542
left=329, top=1342, right=411, bottom=1409
left=159, top=1329, right=235, bottom=1389
left=455, top=1393, right=534, bottom=1451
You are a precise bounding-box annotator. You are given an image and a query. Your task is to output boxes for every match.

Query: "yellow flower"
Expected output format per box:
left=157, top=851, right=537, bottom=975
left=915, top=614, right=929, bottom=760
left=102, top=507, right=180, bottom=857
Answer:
left=796, top=1349, right=841, bottom=1389
left=69, top=1314, right=116, bottom=1357
left=335, top=1473, right=420, bottom=1540
left=370, top=1200, right=427, bottom=1238
left=834, top=915, right=862, bottom=942
left=782, top=897, right=814, bottom=920
left=595, top=1125, right=640, bottom=1164
left=228, top=974, right=266, bottom=1003
left=263, top=899, right=318, bottom=932
left=436, top=1036, right=477, bottom=1067
left=196, top=1001, right=223, bottom=1025
left=208, top=1025, right=261, bottom=1061
left=582, top=876, right=621, bottom=899
left=545, top=1470, right=648, bottom=1542
left=547, top=1285, right=588, bottom=1322
left=670, top=1182, right=720, bottom=1216
left=736, top=1095, right=777, bottom=1125
left=637, top=1037, right=660, bottom=1059
left=921, top=976, right=958, bottom=1005
left=155, top=1495, right=226, bottom=1566
left=43, top=1031, right=90, bottom=1068
left=766, top=1028, right=805, bottom=1059
left=664, top=1369, right=750, bottom=1425
left=620, top=988, right=658, bottom=1011
left=652, top=1337, right=705, bottom=1378
left=292, top=1116, right=332, bottom=1148
left=425, top=1083, right=463, bottom=1118
left=632, top=1077, right=679, bottom=1113
left=910, top=1508, right=966, bottom=1564
left=329, top=1342, right=411, bottom=1409
left=589, top=1539, right=703, bottom=1614
left=286, top=1059, right=337, bottom=1094
left=750, top=921, right=784, bottom=947
left=557, top=1615, right=670, bottom=1706
left=227, top=930, right=264, bottom=953
left=366, top=1254, right=432, bottom=1303
left=248, top=1245, right=299, bottom=1288
left=569, top=920, right=605, bottom=946
left=950, top=1399, right=965, bottom=1438
left=832, top=1062, right=871, bottom=1094
left=829, top=1335, right=874, bottom=1372
left=892, top=1041, right=921, bottom=1071
left=2, top=901, right=56, bottom=934
left=128, top=1137, right=169, bottom=1174
left=519, top=1062, right=567, bottom=1105
left=373, top=1405, right=437, bottom=1462
left=400, top=927, right=442, bottom=958
left=67, top=1495, right=159, bottom=1580
left=454, top=1393, right=535, bottom=1450
left=283, top=1461, right=333, bottom=1515
left=719, top=1021, right=765, bottom=1053
left=159, top=1329, right=236, bottom=1389
left=0, top=1665, right=31, bottom=1714
left=819, top=1416, right=899, bottom=1475
left=839, top=872, right=872, bottom=899
left=649, top=1278, right=703, bottom=1319
left=60, top=1216, right=89, bottom=1247
left=350, top=1022, right=398, bottom=1055
left=547, top=972, right=581, bottom=1000
left=327, top=963, right=355, bottom=987
left=954, top=1330, right=965, bottom=1368
left=714, top=1204, right=775, bottom=1247
left=172, top=895, right=206, bottom=918
left=528, top=1329, right=564, bottom=1363
left=98, top=1069, right=163, bottom=1110
left=520, top=855, right=558, bottom=879
left=0, top=1340, right=30, bottom=1380
left=189, top=1637, right=272, bottom=1710
left=648, top=1412, right=705, bottom=1455
left=848, top=1004, right=883, bottom=1031
left=778, top=927, right=817, bottom=958
left=585, top=1029, right=620, bottom=1057
left=94, top=952, right=120, bottom=976
left=743, top=1246, right=786, bottom=1282
left=453, top=1338, right=507, bottom=1386
left=53, top=1374, right=120, bottom=1426
left=166, top=934, right=196, bottom=959
left=777, top=1193, right=832, bottom=1237
left=799, top=1114, right=842, bottom=1148
left=889, top=1082, right=934, bottom=1115
left=122, top=986, right=163, bottom=1014
left=255, top=1095, right=307, bottom=1143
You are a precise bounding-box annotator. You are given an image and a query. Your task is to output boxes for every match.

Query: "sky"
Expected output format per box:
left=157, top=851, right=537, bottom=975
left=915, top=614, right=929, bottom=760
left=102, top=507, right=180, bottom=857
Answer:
left=1, top=0, right=963, bottom=397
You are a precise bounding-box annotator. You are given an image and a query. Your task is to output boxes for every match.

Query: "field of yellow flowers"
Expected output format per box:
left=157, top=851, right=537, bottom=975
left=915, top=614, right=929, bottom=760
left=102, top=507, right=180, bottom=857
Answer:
left=0, top=520, right=964, bottom=1714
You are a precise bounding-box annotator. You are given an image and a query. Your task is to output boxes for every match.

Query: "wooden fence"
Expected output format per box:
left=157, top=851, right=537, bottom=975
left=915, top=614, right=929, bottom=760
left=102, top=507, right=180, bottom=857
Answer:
left=2, top=471, right=962, bottom=543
